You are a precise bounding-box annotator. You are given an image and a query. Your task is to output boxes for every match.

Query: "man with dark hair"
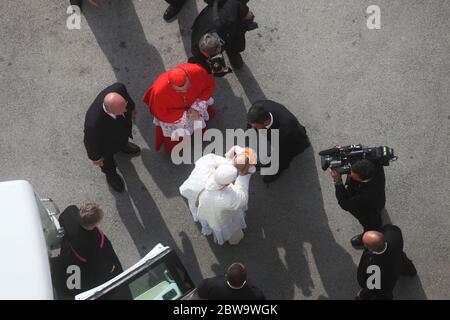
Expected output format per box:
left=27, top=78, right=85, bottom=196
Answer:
left=350, top=160, right=377, bottom=181
left=163, top=0, right=187, bottom=22
left=356, top=224, right=417, bottom=300
left=330, top=159, right=386, bottom=248
left=84, top=83, right=141, bottom=192
left=226, top=263, right=247, bottom=287
left=247, top=100, right=310, bottom=183
left=190, top=0, right=256, bottom=73
left=197, top=263, right=265, bottom=300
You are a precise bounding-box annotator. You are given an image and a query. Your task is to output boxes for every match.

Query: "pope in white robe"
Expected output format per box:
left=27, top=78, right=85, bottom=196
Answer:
left=179, top=147, right=256, bottom=245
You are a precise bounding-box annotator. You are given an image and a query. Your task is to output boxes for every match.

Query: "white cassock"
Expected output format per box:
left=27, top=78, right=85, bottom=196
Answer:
left=179, top=151, right=252, bottom=245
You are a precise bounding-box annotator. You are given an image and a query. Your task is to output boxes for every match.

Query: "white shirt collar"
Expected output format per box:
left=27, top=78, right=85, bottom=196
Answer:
left=103, top=103, right=117, bottom=119
left=373, top=242, right=388, bottom=255
left=227, top=280, right=247, bottom=290
left=265, top=112, right=274, bottom=129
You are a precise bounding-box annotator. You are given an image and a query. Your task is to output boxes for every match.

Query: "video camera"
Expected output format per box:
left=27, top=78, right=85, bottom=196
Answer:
left=319, top=144, right=397, bottom=174
left=207, top=52, right=232, bottom=75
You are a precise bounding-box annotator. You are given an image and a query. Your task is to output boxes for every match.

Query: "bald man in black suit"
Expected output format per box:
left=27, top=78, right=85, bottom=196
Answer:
left=356, top=224, right=417, bottom=300
left=84, top=83, right=140, bottom=192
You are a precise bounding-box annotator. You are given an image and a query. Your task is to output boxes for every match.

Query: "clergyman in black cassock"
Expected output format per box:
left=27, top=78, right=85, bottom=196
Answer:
left=247, top=99, right=310, bottom=183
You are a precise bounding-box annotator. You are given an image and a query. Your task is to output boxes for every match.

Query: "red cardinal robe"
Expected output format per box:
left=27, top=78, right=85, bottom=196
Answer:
left=142, top=63, right=215, bottom=123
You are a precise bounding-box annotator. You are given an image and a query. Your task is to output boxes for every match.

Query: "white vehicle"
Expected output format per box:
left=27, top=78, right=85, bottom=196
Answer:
left=0, top=180, right=197, bottom=300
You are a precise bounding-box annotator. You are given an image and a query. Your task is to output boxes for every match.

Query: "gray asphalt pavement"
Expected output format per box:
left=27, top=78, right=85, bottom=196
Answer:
left=0, top=0, right=449, bottom=299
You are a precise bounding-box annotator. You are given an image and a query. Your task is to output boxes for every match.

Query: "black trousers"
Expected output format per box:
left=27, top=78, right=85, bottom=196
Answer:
left=101, top=153, right=118, bottom=176
left=165, top=0, right=187, bottom=6
left=354, top=210, right=383, bottom=232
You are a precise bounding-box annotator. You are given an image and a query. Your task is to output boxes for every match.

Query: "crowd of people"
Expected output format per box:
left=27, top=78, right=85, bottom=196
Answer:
left=60, top=0, right=418, bottom=300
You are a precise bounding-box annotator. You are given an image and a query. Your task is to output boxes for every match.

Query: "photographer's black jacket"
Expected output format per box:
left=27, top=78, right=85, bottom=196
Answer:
left=357, top=224, right=404, bottom=300
left=334, top=163, right=386, bottom=229
left=190, top=0, right=250, bottom=70
left=84, top=83, right=135, bottom=161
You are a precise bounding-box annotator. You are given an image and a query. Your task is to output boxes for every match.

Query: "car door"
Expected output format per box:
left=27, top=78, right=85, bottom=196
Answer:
left=35, top=196, right=64, bottom=258
left=75, top=244, right=196, bottom=300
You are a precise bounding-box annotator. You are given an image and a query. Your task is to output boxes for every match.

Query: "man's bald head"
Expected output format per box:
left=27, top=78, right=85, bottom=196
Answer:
left=362, top=231, right=386, bottom=252
left=104, top=92, right=127, bottom=116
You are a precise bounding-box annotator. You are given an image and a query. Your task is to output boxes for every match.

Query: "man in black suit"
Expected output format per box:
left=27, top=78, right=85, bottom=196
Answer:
left=198, top=263, right=265, bottom=300
left=330, top=159, right=385, bottom=248
left=190, top=0, right=255, bottom=72
left=84, top=83, right=140, bottom=192
left=356, top=224, right=417, bottom=300
left=164, top=0, right=187, bottom=22
left=247, top=100, right=310, bottom=183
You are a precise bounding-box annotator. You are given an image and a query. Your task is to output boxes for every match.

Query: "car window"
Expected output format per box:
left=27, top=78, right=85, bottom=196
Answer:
left=95, top=250, right=195, bottom=300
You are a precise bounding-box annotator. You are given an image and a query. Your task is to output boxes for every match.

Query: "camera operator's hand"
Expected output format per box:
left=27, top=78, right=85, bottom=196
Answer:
left=330, top=169, right=342, bottom=183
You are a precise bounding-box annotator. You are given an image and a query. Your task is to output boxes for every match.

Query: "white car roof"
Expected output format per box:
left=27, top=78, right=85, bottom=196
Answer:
left=0, top=180, right=54, bottom=300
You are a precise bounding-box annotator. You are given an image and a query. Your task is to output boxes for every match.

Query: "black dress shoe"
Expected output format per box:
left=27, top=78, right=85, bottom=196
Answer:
left=70, top=0, right=82, bottom=10
left=106, top=173, right=125, bottom=193
left=228, top=53, right=244, bottom=70
left=163, top=5, right=183, bottom=22
left=351, top=234, right=364, bottom=249
left=121, top=142, right=141, bottom=155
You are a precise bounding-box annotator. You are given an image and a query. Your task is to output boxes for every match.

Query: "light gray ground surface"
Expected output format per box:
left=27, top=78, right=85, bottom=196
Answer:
left=0, top=0, right=449, bottom=299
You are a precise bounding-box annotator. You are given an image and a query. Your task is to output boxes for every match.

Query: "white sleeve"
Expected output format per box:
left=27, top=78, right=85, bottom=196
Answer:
left=227, top=174, right=251, bottom=211
left=234, top=146, right=245, bottom=155
left=225, top=145, right=246, bottom=159
left=195, top=154, right=228, bottom=171
left=225, top=146, right=237, bottom=159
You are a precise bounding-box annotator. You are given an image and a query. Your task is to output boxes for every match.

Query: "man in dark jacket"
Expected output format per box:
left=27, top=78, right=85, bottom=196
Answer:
left=198, top=263, right=265, bottom=300
left=190, top=0, right=255, bottom=73
left=58, top=204, right=128, bottom=298
left=247, top=100, right=311, bottom=183
left=331, top=159, right=385, bottom=248
left=84, top=82, right=140, bottom=192
left=356, top=224, right=417, bottom=300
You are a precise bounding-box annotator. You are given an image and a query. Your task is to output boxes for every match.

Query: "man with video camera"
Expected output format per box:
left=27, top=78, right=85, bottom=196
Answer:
left=189, top=0, right=256, bottom=76
left=330, top=159, right=386, bottom=249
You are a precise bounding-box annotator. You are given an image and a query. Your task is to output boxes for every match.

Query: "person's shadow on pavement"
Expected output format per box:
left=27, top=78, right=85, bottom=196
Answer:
left=83, top=0, right=203, bottom=281
left=198, top=146, right=358, bottom=299
left=381, top=209, right=427, bottom=299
